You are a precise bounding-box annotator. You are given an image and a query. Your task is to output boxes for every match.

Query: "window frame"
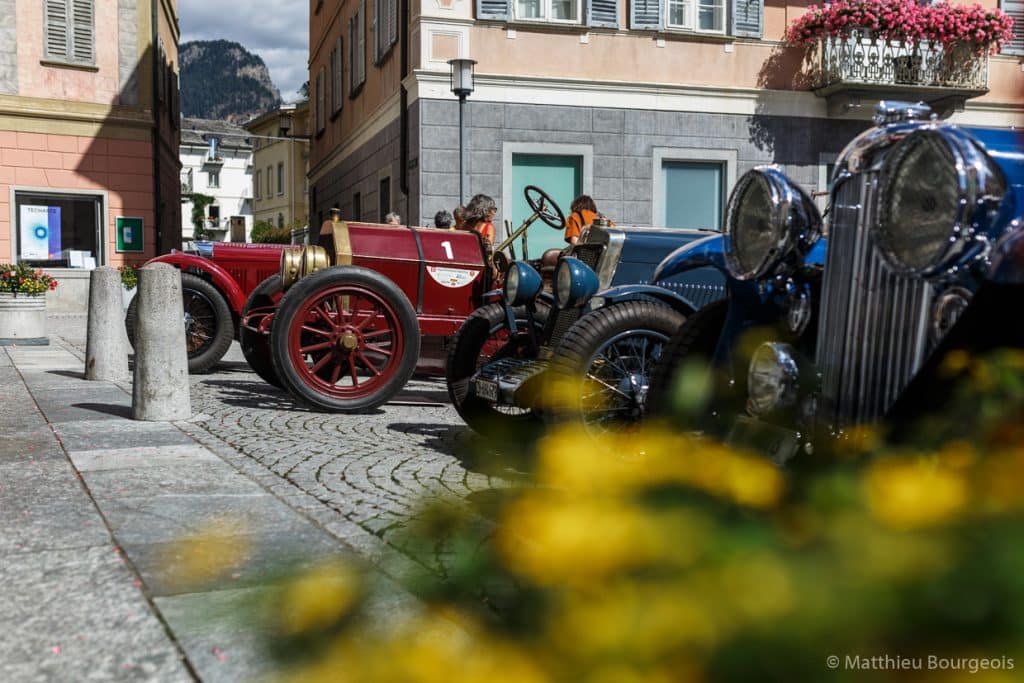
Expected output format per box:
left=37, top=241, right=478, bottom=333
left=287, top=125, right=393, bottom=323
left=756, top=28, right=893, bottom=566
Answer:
left=651, top=147, right=737, bottom=230
left=277, top=162, right=285, bottom=196
left=663, top=0, right=726, bottom=34
left=207, top=169, right=220, bottom=189
left=11, top=188, right=106, bottom=265
left=43, top=0, right=96, bottom=67
left=254, top=169, right=262, bottom=200
left=266, top=166, right=273, bottom=197
left=331, top=36, right=344, bottom=116
left=513, top=0, right=583, bottom=24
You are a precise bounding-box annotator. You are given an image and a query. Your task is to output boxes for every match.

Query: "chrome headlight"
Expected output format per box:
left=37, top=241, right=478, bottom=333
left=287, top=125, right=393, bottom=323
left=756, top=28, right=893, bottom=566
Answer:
left=876, top=129, right=1006, bottom=276
left=555, top=257, right=600, bottom=308
left=747, top=342, right=800, bottom=417
left=504, top=262, right=542, bottom=307
left=280, top=248, right=302, bottom=289
left=724, top=167, right=822, bottom=280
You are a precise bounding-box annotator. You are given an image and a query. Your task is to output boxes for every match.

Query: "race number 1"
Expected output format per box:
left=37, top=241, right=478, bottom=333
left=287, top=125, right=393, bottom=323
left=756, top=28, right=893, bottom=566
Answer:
left=441, top=241, right=454, bottom=260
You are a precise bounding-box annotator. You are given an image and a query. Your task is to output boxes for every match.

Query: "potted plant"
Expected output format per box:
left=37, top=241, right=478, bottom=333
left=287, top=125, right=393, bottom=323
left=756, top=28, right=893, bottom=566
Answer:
left=119, top=264, right=139, bottom=310
left=0, top=263, right=58, bottom=345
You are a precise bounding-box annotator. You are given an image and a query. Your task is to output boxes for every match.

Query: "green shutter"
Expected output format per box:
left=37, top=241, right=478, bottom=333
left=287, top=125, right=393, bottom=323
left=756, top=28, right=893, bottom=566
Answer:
left=587, top=0, right=619, bottom=27
left=44, top=0, right=69, bottom=60
left=730, top=0, right=762, bottom=38
left=71, top=0, right=94, bottom=63
left=629, top=0, right=661, bottom=30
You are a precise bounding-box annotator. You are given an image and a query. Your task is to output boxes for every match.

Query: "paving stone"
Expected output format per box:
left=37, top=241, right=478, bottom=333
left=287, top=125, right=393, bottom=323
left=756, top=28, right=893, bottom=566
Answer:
left=0, top=546, right=191, bottom=682
left=0, top=426, right=65, bottom=465
left=82, top=461, right=265, bottom=500
left=53, top=420, right=193, bottom=451
left=0, top=461, right=111, bottom=553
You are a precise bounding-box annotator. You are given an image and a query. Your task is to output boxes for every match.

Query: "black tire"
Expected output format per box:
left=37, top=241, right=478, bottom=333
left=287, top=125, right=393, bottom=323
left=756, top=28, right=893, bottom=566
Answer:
left=240, top=275, right=283, bottom=388
left=270, top=266, right=420, bottom=412
left=445, top=301, right=551, bottom=437
left=546, top=300, right=687, bottom=431
left=645, top=299, right=729, bottom=421
left=124, top=272, right=233, bottom=374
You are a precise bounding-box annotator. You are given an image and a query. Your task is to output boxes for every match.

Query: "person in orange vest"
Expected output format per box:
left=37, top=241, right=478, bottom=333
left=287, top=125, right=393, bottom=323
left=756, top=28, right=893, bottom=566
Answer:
left=564, top=195, right=600, bottom=245
left=463, top=194, right=496, bottom=246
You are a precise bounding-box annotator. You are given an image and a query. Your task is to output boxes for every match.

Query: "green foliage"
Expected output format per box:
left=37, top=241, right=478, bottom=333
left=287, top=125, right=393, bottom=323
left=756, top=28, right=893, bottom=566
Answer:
left=251, top=220, right=294, bottom=244
left=180, top=40, right=282, bottom=121
left=0, top=263, right=57, bottom=294
left=191, top=193, right=216, bottom=240
left=118, top=264, right=139, bottom=290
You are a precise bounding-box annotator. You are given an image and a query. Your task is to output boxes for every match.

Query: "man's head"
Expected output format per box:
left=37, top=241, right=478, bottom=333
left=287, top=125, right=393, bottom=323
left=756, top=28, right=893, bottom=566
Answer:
left=434, top=209, right=453, bottom=230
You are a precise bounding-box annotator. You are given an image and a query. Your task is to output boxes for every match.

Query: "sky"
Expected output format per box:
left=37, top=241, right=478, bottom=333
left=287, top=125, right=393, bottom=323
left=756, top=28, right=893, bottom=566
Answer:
left=178, top=0, right=309, bottom=102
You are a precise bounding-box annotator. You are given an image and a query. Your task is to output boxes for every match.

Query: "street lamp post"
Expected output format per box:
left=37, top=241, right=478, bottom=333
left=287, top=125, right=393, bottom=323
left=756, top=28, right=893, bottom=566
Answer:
left=448, top=58, right=476, bottom=206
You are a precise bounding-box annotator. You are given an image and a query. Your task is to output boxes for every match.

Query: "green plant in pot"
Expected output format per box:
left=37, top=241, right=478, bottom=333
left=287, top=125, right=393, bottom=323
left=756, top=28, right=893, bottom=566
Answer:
left=0, top=263, right=58, bottom=345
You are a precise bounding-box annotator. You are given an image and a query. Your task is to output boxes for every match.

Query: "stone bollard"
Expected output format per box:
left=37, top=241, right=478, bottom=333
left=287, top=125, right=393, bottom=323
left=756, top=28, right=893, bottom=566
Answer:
left=132, top=263, right=191, bottom=421
left=85, top=266, right=129, bottom=380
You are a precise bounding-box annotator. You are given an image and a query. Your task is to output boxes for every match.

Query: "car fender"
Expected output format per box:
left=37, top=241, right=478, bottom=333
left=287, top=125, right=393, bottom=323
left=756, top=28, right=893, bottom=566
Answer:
left=144, top=253, right=246, bottom=314
left=591, top=284, right=698, bottom=316
left=652, top=233, right=726, bottom=284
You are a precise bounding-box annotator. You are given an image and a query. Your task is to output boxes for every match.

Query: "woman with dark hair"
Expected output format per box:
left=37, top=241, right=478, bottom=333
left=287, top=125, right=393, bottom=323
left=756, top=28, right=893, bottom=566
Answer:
left=463, top=194, right=497, bottom=246
left=564, top=195, right=599, bottom=245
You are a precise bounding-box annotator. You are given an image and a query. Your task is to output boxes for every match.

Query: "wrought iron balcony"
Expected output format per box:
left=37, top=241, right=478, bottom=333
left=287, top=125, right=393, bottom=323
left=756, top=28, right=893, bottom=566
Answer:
left=813, top=32, right=989, bottom=117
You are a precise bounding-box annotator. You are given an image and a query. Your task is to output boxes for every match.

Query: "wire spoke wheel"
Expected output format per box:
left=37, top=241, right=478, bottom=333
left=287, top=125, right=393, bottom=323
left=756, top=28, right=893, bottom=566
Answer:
left=183, top=289, right=219, bottom=355
left=579, top=330, right=669, bottom=432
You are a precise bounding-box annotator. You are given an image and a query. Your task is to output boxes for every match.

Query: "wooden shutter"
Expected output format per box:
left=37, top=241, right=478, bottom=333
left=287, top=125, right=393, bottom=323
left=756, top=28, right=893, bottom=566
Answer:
left=348, top=16, right=356, bottom=94
left=71, top=0, right=95, bottom=63
left=357, top=0, right=366, bottom=86
left=629, top=0, right=661, bottom=30
left=388, top=0, right=398, bottom=50
left=1003, top=0, right=1024, bottom=55
left=476, top=0, right=510, bottom=20
left=332, top=37, right=343, bottom=112
left=730, top=0, right=762, bottom=38
left=373, top=0, right=381, bottom=63
left=587, top=0, right=619, bottom=27
left=44, top=0, right=69, bottom=60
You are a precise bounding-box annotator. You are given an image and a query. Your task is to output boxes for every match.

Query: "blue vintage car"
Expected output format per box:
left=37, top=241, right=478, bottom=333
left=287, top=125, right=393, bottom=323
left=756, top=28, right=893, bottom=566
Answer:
left=647, top=100, right=1024, bottom=463
left=445, top=219, right=727, bottom=436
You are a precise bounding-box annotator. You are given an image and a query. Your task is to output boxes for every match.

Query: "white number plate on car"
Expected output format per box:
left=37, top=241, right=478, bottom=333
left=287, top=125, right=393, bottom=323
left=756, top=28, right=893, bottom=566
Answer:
left=474, top=379, right=499, bottom=401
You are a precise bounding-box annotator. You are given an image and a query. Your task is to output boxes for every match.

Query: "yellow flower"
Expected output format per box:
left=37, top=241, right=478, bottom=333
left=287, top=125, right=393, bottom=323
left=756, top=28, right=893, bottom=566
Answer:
left=159, top=519, right=250, bottom=588
left=864, top=458, right=969, bottom=530
left=278, top=560, right=362, bottom=635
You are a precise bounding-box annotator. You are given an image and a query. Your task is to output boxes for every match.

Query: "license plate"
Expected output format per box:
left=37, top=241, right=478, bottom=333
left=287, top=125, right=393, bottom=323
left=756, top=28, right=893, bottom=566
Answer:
left=727, top=416, right=801, bottom=465
left=474, top=379, right=499, bottom=402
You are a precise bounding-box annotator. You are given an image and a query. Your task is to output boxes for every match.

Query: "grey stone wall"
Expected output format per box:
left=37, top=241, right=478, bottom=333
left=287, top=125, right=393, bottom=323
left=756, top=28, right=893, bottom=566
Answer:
left=417, top=98, right=869, bottom=227
left=0, top=0, right=17, bottom=95
left=118, top=0, right=139, bottom=106
left=310, top=115, right=408, bottom=227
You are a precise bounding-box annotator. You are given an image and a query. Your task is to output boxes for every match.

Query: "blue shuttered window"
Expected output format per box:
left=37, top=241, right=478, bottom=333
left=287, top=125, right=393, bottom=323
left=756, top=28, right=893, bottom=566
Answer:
left=630, top=0, right=662, bottom=30
left=476, top=0, right=511, bottom=20
left=730, top=0, right=762, bottom=38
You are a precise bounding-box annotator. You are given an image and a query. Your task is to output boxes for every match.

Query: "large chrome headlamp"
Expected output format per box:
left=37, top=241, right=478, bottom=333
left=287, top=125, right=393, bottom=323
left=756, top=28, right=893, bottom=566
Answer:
left=747, top=342, right=800, bottom=417
left=504, top=262, right=542, bottom=307
left=555, top=257, right=600, bottom=308
left=875, top=128, right=1006, bottom=277
left=724, top=167, right=823, bottom=280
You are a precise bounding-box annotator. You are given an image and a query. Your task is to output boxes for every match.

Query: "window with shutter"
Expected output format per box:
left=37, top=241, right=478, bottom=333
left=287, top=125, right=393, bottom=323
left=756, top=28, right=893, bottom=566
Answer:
left=476, top=0, right=511, bottom=20
left=586, top=0, right=619, bottom=27
left=348, top=16, right=357, bottom=95
left=44, top=0, right=69, bottom=60
left=730, top=0, right=762, bottom=38
left=332, top=37, right=343, bottom=114
left=357, top=0, right=367, bottom=86
left=373, top=0, right=381, bottom=63
left=1003, top=0, right=1023, bottom=55
left=71, top=0, right=95, bottom=63
left=316, top=67, right=326, bottom=134
left=630, top=0, right=662, bottom=29
left=388, top=0, right=398, bottom=50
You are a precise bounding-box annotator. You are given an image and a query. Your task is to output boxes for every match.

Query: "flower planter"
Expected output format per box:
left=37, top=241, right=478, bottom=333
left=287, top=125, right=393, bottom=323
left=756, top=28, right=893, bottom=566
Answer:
left=0, top=293, right=48, bottom=346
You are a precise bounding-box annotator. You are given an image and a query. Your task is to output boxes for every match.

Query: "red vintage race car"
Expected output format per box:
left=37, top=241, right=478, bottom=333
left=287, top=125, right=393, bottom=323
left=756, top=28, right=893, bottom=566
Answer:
left=129, top=186, right=567, bottom=412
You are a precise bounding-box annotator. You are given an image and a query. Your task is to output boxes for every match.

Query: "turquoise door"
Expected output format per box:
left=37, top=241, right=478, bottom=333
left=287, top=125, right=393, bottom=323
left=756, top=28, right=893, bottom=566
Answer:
left=510, top=154, right=582, bottom=257
left=662, top=161, right=723, bottom=230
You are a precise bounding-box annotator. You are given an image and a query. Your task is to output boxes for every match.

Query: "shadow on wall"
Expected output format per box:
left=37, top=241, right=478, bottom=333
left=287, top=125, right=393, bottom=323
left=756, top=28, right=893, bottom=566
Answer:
left=748, top=45, right=819, bottom=156
left=71, top=43, right=182, bottom=265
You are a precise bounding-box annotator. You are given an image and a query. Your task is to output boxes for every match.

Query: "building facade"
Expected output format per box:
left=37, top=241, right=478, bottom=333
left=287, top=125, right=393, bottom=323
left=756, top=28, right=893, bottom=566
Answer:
left=180, top=118, right=253, bottom=242
left=1, top=0, right=181, bottom=310
left=308, top=0, right=1024, bottom=255
left=244, top=102, right=311, bottom=231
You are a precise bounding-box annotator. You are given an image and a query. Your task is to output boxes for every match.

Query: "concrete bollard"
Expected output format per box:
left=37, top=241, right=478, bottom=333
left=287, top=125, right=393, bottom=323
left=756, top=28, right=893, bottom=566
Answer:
left=132, top=263, right=191, bottom=421
left=85, top=266, right=129, bottom=381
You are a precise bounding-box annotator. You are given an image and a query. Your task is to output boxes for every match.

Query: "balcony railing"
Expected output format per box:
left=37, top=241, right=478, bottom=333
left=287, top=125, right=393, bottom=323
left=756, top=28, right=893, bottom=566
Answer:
left=813, top=32, right=989, bottom=116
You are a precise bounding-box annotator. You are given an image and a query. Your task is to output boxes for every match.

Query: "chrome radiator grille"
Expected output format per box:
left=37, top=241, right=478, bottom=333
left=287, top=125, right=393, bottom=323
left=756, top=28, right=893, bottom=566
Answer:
left=815, top=172, right=934, bottom=428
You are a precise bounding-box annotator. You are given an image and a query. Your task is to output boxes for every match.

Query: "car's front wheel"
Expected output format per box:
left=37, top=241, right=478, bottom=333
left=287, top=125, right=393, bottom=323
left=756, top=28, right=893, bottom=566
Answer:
left=270, top=267, right=420, bottom=412
left=125, top=272, right=234, bottom=374
left=240, top=275, right=284, bottom=388
left=445, top=301, right=550, bottom=437
left=545, top=300, right=686, bottom=432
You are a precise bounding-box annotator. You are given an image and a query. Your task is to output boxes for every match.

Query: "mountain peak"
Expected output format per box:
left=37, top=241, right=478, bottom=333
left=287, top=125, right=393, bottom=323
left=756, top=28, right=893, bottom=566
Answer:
left=180, top=40, right=283, bottom=124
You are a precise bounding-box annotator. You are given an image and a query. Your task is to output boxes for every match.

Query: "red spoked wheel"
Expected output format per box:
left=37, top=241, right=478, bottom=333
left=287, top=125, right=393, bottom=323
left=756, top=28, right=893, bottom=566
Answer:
left=240, top=274, right=285, bottom=388
left=270, top=267, right=420, bottom=412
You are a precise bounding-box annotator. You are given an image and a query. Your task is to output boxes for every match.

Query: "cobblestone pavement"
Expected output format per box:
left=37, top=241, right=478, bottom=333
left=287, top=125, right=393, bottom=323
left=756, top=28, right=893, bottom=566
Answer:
left=51, top=314, right=525, bottom=576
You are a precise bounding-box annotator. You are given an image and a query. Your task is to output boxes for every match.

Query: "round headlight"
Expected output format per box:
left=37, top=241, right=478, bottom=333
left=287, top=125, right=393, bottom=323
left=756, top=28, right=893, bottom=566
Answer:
left=555, top=257, right=600, bottom=308
left=504, top=264, right=520, bottom=304
left=724, top=168, right=822, bottom=281
left=747, top=342, right=800, bottom=417
left=876, top=131, right=986, bottom=276
left=504, top=262, right=542, bottom=307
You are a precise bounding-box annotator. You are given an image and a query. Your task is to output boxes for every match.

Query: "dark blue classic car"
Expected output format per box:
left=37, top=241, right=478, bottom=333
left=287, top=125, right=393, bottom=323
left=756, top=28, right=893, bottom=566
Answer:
left=647, top=100, right=1024, bottom=462
left=445, top=220, right=726, bottom=436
